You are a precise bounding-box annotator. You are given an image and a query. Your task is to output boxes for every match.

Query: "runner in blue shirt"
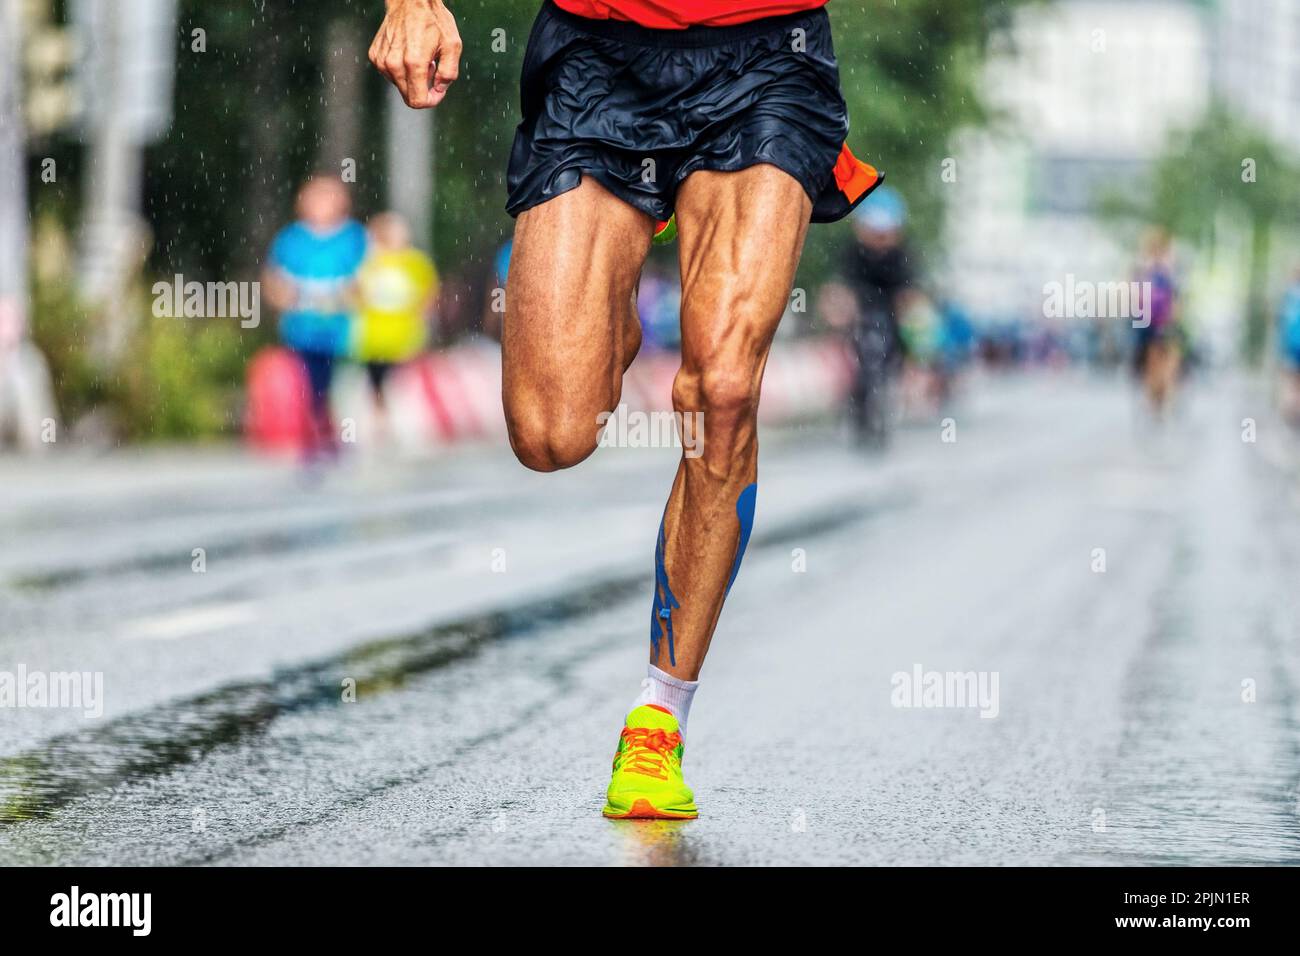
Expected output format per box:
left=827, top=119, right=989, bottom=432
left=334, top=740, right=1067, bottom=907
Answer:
left=264, top=176, right=368, bottom=460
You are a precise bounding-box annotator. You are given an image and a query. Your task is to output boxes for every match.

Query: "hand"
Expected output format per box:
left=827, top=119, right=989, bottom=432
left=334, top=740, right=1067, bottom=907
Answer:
left=369, top=0, right=462, bottom=109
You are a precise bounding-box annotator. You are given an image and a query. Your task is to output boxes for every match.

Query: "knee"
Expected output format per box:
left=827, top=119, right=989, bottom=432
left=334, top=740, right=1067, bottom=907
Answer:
left=673, top=364, right=759, bottom=422
left=505, top=407, right=598, bottom=472
left=672, top=363, right=760, bottom=467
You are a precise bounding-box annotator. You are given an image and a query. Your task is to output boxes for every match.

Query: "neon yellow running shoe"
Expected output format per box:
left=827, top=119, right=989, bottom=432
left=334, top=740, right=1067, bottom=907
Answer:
left=602, top=704, right=698, bottom=820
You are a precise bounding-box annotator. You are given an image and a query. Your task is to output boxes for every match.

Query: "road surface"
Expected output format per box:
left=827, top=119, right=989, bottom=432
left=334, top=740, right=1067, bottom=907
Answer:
left=2, top=370, right=1299, bottom=865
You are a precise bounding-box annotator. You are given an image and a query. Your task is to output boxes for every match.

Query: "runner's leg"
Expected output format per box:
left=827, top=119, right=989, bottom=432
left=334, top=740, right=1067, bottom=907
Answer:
left=300, top=349, right=336, bottom=457
left=504, top=178, right=651, bottom=472
left=650, top=164, right=812, bottom=679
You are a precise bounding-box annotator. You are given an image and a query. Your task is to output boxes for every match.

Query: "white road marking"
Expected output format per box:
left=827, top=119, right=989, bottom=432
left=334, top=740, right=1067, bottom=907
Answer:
left=125, top=602, right=259, bottom=640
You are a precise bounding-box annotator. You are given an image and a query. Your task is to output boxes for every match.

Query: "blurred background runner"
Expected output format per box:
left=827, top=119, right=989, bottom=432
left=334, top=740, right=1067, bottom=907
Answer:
left=1131, top=227, right=1182, bottom=419
left=262, top=177, right=368, bottom=463
left=1278, top=265, right=1300, bottom=428
left=353, top=211, right=438, bottom=447
left=838, top=186, right=913, bottom=448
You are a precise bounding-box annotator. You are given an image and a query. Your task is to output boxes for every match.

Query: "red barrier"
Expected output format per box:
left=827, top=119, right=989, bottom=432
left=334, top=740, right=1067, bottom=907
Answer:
left=245, top=337, right=851, bottom=453
left=244, top=347, right=310, bottom=454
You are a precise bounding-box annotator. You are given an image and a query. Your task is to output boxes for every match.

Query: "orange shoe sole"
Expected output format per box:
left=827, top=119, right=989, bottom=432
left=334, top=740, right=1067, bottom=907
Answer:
left=603, top=798, right=698, bottom=820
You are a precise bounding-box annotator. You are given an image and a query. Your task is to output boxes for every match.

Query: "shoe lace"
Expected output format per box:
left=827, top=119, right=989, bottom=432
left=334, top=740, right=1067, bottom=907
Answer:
left=617, top=725, right=682, bottom=780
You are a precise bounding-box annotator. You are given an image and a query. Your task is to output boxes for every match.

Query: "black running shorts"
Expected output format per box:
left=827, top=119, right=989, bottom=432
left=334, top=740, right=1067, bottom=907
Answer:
left=506, top=1, right=881, bottom=224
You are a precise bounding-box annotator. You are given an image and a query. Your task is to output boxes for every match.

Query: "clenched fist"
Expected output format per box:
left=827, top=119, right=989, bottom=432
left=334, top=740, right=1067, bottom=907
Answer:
left=369, top=0, right=462, bottom=108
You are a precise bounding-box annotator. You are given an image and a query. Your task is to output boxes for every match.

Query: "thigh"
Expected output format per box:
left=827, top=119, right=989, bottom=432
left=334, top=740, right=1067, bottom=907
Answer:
left=674, top=165, right=812, bottom=382
left=503, top=177, right=653, bottom=424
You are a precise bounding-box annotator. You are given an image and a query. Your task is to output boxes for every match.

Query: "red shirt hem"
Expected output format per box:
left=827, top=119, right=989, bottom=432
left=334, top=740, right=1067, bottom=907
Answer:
left=552, top=0, right=830, bottom=30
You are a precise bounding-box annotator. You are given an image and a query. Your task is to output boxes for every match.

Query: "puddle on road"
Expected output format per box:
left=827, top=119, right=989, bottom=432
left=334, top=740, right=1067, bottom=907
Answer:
left=0, top=577, right=644, bottom=824
left=0, top=497, right=889, bottom=825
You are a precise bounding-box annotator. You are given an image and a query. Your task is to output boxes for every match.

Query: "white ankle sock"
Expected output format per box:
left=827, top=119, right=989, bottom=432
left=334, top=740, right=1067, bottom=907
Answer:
left=633, top=664, right=699, bottom=737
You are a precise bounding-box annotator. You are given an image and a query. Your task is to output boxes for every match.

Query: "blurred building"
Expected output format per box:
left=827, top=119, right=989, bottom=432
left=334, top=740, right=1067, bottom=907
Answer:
left=943, top=0, right=1210, bottom=324
left=1215, top=0, right=1300, bottom=153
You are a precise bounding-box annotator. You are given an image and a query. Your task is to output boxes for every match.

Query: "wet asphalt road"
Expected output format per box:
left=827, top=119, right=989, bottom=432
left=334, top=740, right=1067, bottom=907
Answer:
left=2, top=371, right=1300, bottom=865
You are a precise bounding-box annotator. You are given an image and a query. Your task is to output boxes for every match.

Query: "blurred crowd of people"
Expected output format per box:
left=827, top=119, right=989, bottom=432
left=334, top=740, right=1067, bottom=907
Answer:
left=246, top=175, right=1300, bottom=468
left=816, top=186, right=975, bottom=448
left=260, top=175, right=437, bottom=462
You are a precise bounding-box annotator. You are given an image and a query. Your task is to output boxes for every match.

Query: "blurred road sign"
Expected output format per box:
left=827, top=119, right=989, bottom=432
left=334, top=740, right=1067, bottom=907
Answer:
left=71, top=0, right=177, bottom=143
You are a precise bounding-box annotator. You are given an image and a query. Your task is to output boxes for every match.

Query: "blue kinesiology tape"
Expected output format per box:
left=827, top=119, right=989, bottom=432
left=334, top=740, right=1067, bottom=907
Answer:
left=650, top=483, right=757, bottom=666
left=650, top=514, right=680, bottom=666
left=726, top=483, right=757, bottom=594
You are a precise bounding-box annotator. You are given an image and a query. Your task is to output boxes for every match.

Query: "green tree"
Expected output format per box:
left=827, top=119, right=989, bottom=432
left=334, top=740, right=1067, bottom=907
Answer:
left=32, top=0, right=1037, bottom=439
left=818, top=0, right=1029, bottom=266
left=144, top=0, right=1035, bottom=292
left=1101, top=101, right=1300, bottom=361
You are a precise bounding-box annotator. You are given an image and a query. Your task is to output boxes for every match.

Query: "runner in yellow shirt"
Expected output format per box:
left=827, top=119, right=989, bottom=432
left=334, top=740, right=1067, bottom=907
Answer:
left=353, top=212, right=438, bottom=440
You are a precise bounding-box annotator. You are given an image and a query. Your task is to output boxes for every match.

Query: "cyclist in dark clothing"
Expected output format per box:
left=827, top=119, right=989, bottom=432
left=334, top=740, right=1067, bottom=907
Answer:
left=840, top=186, right=914, bottom=447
